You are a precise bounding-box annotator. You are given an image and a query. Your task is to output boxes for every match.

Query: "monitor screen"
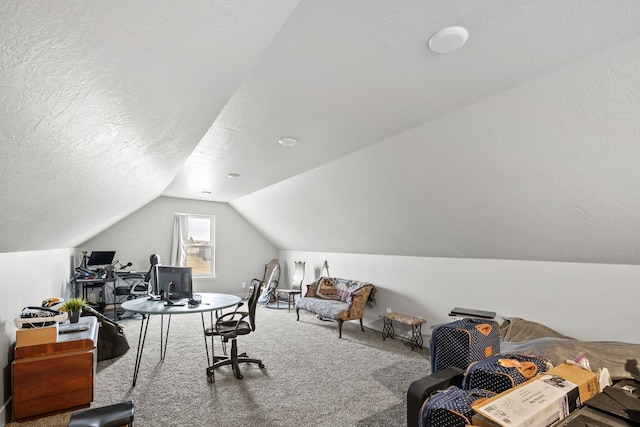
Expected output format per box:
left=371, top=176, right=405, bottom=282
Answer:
left=153, top=265, right=193, bottom=301
left=87, top=251, right=116, bottom=266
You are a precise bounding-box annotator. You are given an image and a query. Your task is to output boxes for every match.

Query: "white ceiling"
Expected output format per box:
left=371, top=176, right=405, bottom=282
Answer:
left=3, top=1, right=640, bottom=264
left=165, top=0, right=640, bottom=202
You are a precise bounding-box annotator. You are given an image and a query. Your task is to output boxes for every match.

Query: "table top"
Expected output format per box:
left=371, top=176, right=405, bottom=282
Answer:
left=384, top=312, right=426, bottom=325
left=121, top=292, right=241, bottom=315
left=57, top=316, right=99, bottom=343
left=75, top=277, right=116, bottom=283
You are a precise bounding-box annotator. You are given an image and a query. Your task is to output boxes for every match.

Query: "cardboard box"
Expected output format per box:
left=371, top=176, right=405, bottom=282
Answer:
left=15, top=324, right=58, bottom=347
left=471, top=363, right=599, bottom=427
left=547, top=362, right=600, bottom=403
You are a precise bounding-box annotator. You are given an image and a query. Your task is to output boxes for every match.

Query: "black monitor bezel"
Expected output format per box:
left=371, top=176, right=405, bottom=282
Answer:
left=86, top=251, right=116, bottom=266
left=153, top=265, right=193, bottom=301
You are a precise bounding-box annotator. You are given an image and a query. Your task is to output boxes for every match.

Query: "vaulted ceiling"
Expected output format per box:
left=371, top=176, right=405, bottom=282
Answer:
left=3, top=1, right=640, bottom=264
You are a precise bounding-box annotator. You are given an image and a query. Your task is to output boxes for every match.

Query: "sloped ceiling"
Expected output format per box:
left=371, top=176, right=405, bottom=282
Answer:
left=3, top=1, right=640, bottom=264
left=0, top=0, right=301, bottom=252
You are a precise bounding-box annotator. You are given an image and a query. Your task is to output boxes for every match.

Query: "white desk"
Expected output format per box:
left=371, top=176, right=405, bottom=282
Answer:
left=121, top=293, right=241, bottom=385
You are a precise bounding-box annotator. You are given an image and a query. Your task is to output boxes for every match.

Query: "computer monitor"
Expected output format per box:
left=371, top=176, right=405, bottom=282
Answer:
left=153, top=265, right=193, bottom=301
left=86, top=251, right=116, bottom=266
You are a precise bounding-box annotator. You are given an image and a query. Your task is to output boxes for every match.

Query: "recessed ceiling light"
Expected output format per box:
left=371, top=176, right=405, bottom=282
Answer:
left=278, top=137, right=298, bottom=147
left=201, top=190, right=211, bottom=194
left=227, top=173, right=240, bottom=178
left=428, top=26, right=469, bottom=54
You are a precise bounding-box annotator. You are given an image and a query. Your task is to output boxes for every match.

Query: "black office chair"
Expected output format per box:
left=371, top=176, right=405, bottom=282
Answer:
left=67, top=400, right=134, bottom=427
left=112, top=272, right=147, bottom=316
left=204, top=279, right=264, bottom=381
left=144, top=254, right=161, bottom=284
left=110, top=255, right=159, bottom=319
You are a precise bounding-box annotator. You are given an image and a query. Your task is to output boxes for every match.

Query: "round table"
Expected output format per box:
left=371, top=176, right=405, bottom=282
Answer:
left=122, top=292, right=241, bottom=385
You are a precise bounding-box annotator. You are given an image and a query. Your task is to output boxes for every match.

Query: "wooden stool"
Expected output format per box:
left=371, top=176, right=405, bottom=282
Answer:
left=382, top=312, right=426, bottom=350
left=68, top=400, right=134, bottom=427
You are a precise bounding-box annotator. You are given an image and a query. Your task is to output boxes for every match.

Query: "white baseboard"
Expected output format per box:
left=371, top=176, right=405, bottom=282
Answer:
left=0, top=397, right=10, bottom=427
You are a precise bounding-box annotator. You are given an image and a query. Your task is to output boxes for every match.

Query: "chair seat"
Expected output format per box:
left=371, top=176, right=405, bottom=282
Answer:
left=114, top=286, right=132, bottom=295
left=275, top=289, right=301, bottom=312
left=205, top=320, right=251, bottom=337
left=276, top=289, right=301, bottom=294
left=68, top=400, right=134, bottom=427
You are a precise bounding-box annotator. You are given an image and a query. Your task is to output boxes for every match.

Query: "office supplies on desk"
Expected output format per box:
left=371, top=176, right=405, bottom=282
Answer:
left=59, top=323, right=90, bottom=333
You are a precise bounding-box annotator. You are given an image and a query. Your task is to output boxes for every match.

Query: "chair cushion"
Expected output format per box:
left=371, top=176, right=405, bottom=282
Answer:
left=114, top=286, right=131, bottom=295
left=205, top=320, right=251, bottom=337
left=296, top=297, right=349, bottom=319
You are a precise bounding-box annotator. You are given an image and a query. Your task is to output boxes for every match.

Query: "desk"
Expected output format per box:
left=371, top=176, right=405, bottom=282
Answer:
left=74, top=277, right=117, bottom=314
left=121, top=293, right=241, bottom=386
left=12, top=316, right=99, bottom=421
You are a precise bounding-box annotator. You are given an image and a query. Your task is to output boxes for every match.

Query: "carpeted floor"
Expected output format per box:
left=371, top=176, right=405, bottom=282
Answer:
left=6, top=304, right=431, bottom=426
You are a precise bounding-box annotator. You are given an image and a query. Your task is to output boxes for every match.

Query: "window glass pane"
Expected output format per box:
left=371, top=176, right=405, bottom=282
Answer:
left=186, top=216, right=214, bottom=276
left=188, top=217, right=210, bottom=244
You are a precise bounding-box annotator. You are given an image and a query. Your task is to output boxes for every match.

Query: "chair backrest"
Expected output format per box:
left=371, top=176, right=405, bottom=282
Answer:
left=144, top=254, right=161, bottom=283
left=319, top=260, right=330, bottom=278
left=247, top=279, right=261, bottom=331
left=290, top=261, right=305, bottom=290
left=263, top=259, right=280, bottom=290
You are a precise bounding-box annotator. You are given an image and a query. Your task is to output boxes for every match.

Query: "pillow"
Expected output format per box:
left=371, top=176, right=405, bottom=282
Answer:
left=315, top=278, right=340, bottom=300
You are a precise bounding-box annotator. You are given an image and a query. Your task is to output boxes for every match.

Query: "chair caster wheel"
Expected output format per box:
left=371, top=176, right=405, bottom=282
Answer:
left=259, top=363, right=265, bottom=368
left=237, top=374, right=243, bottom=379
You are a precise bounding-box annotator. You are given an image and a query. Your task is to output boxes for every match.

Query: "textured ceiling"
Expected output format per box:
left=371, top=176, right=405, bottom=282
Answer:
left=3, top=1, right=640, bottom=264
left=0, top=0, right=300, bottom=251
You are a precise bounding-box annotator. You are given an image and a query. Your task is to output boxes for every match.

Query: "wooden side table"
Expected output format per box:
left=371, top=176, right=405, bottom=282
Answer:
left=382, top=312, right=426, bottom=350
left=12, top=316, right=99, bottom=421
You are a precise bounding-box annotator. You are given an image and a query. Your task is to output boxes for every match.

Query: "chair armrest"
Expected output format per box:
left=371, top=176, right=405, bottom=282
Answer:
left=345, top=285, right=373, bottom=320
left=304, top=282, right=318, bottom=297
left=214, top=311, right=250, bottom=336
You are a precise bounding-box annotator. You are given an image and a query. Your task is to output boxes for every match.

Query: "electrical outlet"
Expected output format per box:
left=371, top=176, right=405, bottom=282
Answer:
left=386, top=307, right=392, bottom=314
left=241, top=281, right=246, bottom=288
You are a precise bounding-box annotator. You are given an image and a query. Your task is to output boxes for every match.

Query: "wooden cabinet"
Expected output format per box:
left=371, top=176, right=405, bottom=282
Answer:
left=12, top=316, right=99, bottom=421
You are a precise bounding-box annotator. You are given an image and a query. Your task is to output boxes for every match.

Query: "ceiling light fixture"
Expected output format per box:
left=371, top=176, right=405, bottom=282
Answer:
left=227, top=173, right=240, bottom=178
left=278, top=137, right=298, bottom=147
left=428, top=26, right=469, bottom=54
left=201, top=191, right=212, bottom=195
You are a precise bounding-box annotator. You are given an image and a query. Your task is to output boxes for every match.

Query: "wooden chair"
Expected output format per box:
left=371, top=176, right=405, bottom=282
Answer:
left=275, top=261, right=305, bottom=312
left=257, top=259, right=280, bottom=306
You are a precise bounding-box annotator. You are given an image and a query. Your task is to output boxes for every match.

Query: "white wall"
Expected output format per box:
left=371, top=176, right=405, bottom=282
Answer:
left=0, top=248, right=75, bottom=426
left=81, top=197, right=278, bottom=296
left=280, top=250, right=640, bottom=344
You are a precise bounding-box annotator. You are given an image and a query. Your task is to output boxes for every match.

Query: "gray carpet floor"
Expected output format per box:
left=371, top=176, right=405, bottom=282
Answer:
left=6, top=304, right=431, bottom=426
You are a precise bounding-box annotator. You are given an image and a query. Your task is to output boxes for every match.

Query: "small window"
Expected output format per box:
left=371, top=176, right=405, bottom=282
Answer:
left=186, top=215, right=215, bottom=276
